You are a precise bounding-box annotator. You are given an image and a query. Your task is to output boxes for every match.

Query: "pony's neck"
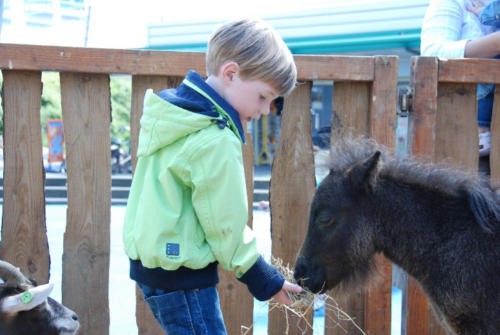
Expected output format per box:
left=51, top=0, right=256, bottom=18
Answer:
left=371, top=177, right=472, bottom=279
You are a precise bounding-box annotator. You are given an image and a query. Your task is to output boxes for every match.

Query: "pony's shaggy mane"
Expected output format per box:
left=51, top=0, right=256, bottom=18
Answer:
left=327, top=136, right=500, bottom=233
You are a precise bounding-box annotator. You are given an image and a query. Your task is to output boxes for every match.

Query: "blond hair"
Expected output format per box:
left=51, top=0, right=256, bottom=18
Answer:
left=206, top=18, right=297, bottom=97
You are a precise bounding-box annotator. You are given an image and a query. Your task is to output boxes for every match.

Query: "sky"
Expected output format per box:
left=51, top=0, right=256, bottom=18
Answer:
left=1, top=0, right=339, bottom=49
left=0, top=0, right=403, bottom=49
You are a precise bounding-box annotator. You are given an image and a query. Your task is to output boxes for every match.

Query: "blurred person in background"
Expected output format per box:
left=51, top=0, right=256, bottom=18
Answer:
left=421, top=0, right=500, bottom=157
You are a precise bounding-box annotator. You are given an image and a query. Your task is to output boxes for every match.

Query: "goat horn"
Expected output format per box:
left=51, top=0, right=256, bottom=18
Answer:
left=0, top=283, right=54, bottom=314
left=0, top=260, right=31, bottom=288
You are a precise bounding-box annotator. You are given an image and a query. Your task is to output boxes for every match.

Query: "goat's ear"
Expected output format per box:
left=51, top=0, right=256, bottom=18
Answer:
left=346, top=151, right=381, bottom=192
left=0, top=282, right=54, bottom=314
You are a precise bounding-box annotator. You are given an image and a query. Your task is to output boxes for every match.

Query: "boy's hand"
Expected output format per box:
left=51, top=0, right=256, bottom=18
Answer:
left=272, top=280, right=303, bottom=305
left=466, top=0, right=485, bottom=16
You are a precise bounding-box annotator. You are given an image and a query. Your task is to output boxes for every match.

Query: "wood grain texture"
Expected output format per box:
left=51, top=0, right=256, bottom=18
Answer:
left=370, top=56, right=398, bottom=149
left=135, top=287, right=164, bottom=335
left=60, top=72, right=111, bottom=335
left=268, top=82, right=316, bottom=335
left=0, top=44, right=206, bottom=77
left=438, top=58, right=500, bottom=84
left=408, top=56, right=439, bottom=164
left=331, top=82, right=371, bottom=138
left=435, top=83, right=478, bottom=173
left=130, top=75, right=183, bottom=335
left=325, top=287, right=366, bottom=335
left=0, top=44, right=376, bottom=81
left=294, top=54, right=375, bottom=81
left=364, top=254, right=392, bottom=335
left=0, top=70, right=49, bottom=284
left=407, top=278, right=431, bottom=335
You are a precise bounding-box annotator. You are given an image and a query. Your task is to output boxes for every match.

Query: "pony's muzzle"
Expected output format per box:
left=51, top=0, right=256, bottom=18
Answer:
left=293, top=256, right=327, bottom=294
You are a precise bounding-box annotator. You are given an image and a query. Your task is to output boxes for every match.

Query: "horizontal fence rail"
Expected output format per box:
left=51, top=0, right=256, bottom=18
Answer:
left=0, top=43, right=378, bottom=81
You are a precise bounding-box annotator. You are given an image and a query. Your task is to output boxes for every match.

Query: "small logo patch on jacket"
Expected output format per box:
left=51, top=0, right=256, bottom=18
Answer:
left=166, top=243, right=180, bottom=256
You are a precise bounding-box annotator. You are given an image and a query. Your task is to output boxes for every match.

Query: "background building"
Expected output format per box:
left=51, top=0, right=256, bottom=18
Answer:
left=1, top=0, right=90, bottom=47
left=146, top=0, right=430, bottom=80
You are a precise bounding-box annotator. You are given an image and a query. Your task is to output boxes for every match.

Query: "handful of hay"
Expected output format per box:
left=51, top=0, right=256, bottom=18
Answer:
left=241, top=257, right=366, bottom=335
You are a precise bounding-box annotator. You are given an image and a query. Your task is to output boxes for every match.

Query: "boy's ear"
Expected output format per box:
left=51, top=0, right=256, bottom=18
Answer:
left=220, top=62, right=239, bottom=85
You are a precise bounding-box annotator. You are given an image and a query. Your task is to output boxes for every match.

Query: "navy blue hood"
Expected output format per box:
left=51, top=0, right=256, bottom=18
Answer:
left=157, top=70, right=246, bottom=143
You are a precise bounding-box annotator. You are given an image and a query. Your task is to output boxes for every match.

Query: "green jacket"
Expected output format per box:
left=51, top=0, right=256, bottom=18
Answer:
left=123, top=71, right=284, bottom=300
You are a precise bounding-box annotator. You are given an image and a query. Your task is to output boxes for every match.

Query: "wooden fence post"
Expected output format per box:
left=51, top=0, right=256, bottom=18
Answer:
left=0, top=70, right=49, bottom=284
left=60, top=72, right=112, bottom=335
left=326, top=56, right=397, bottom=335
left=328, top=80, right=371, bottom=335
left=407, top=56, right=446, bottom=335
left=269, top=82, right=316, bottom=335
left=364, top=55, right=398, bottom=335
left=407, top=56, right=437, bottom=335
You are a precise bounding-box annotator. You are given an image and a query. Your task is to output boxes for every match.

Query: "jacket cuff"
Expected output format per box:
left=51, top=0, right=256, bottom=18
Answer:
left=237, top=255, right=285, bottom=301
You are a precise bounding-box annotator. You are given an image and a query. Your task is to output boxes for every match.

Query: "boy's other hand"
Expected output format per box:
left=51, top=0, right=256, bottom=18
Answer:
left=272, top=280, right=303, bottom=305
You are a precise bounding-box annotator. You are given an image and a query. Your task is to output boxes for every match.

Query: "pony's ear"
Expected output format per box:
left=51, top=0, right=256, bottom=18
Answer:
left=346, top=151, right=381, bottom=192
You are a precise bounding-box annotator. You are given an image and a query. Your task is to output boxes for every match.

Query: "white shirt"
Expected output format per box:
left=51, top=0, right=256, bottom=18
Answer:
left=421, top=0, right=495, bottom=58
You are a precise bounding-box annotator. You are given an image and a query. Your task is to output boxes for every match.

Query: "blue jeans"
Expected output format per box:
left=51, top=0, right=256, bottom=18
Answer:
left=139, top=283, right=227, bottom=335
left=479, top=0, right=500, bottom=26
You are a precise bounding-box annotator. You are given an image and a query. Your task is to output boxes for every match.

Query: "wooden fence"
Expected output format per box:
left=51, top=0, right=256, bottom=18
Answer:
left=1, top=44, right=497, bottom=335
left=0, top=44, right=396, bottom=335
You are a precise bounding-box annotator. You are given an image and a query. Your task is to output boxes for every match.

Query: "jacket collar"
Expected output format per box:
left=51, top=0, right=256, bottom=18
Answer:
left=183, top=70, right=246, bottom=144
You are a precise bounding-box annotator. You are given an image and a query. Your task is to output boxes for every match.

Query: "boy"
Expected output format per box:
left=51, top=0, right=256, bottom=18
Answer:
left=123, top=18, right=302, bottom=334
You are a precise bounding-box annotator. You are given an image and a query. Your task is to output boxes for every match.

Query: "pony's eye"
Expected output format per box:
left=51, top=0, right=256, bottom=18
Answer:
left=317, top=215, right=335, bottom=228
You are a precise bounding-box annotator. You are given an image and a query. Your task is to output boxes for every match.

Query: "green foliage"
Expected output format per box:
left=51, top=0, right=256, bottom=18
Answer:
left=41, top=72, right=63, bottom=146
left=0, top=71, right=132, bottom=149
left=110, top=75, right=131, bottom=151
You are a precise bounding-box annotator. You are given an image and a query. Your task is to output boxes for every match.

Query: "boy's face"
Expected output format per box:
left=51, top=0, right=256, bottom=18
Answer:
left=224, top=74, right=279, bottom=123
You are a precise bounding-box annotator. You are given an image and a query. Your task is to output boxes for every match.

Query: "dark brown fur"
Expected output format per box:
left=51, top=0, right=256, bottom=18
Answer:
left=294, top=136, right=500, bottom=335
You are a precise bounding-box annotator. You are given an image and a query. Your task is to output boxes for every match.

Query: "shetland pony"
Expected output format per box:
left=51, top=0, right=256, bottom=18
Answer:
left=294, top=137, right=500, bottom=335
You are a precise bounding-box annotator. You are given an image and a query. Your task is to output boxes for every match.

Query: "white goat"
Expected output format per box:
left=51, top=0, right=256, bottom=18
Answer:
left=0, top=260, right=80, bottom=335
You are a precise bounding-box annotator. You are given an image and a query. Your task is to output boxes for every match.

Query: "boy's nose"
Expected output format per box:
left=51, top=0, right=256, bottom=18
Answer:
left=261, top=104, right=271, bottom=115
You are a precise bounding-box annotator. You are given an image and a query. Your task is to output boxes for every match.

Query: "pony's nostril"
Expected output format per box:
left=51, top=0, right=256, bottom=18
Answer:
left=293, top=264, right=305, bottom=283
left=72, top=313, right=78, bottom=321
left=297, top=277, right=305, bottom=287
